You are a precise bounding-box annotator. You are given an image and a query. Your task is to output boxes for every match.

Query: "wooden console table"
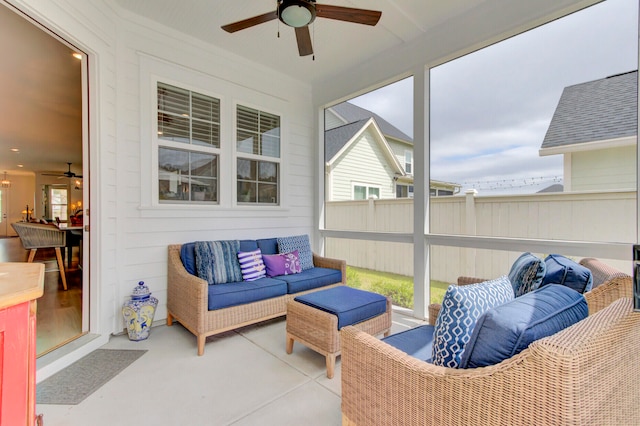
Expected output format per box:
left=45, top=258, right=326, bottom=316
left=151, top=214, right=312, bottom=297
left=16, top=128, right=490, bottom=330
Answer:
left=0, top=262, right=44, bottom=426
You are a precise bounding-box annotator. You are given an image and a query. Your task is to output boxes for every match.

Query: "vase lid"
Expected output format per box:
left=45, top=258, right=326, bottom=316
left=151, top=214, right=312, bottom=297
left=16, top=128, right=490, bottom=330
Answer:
left=131, top=281, right=151, bottom=300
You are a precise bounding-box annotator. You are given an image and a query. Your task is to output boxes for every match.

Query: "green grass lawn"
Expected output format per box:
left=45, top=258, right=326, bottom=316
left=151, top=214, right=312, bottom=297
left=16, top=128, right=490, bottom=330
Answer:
left=345, top=266, right=450, bottom=309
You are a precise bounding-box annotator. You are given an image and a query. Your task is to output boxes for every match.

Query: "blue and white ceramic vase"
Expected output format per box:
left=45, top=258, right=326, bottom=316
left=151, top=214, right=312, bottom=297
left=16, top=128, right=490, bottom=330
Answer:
left=122, top=281, right=158, bottom=341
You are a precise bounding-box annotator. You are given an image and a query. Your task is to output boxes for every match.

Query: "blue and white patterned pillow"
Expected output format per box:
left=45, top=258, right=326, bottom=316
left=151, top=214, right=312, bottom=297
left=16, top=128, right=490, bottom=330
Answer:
left=195, top=240, right=243, bottom=285
left=277, top=235, right=313, bottom=270
left=508, top=252, right=546, bottom=297
left=432, top=276, right=514, bottom=368
left=237, top=249, right=266, bottom=281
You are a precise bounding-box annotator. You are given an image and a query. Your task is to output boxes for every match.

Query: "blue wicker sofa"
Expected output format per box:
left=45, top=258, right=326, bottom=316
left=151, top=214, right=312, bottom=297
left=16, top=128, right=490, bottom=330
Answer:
left=167, top=236, right=346, bottom=355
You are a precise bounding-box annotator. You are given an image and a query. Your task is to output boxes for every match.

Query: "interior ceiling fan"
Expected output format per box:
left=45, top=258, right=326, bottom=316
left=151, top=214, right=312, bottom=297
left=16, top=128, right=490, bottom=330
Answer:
left=42, top=162, right=83, bottom=179
left=221, top=0, right=382, bottom=57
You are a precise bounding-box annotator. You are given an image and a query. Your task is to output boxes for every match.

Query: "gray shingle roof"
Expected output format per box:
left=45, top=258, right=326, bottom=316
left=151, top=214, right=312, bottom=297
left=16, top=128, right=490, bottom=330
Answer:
left=541, top=70, right=637, bottom=149
left=325, top=119, right=369, bottom=162
left=330, top=102, right=413, bottom=143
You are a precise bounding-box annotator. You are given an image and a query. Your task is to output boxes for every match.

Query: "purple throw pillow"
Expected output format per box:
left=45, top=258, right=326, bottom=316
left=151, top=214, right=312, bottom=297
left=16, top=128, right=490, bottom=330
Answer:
left=262, top=250, right=301, bottom=277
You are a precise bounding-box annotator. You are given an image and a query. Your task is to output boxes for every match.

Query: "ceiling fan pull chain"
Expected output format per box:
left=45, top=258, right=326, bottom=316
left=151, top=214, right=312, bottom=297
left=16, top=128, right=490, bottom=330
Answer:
left=277, top=0, right=280, bottom=38
left=312, top=22, right=315, bottom=61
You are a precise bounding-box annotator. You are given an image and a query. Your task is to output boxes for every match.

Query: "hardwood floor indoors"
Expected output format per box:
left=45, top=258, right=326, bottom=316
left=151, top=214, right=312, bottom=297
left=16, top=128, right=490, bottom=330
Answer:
left=0, top=235, right=83, bottom=356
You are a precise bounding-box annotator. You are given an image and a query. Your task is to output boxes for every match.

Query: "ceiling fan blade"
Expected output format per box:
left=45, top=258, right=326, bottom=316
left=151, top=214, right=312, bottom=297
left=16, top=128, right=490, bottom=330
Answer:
left=315, top=4, right=381, bottom=26
left=41, top=173, right=63, bottom=177
left=221, top=11, right=278, bottom=33
left=295, top=26, right=313, bottom=57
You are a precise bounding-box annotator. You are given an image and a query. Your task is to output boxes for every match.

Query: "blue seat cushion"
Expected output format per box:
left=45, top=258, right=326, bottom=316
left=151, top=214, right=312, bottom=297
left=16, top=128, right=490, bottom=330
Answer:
left=459, top=284, right=588, bottom=369
left=294, top=286, right=387, bottom=329
left=180, top=242, right=197, bottom=275
left=541, top=254, right=593, bottom=294
left=277, top=267, right=342, bottom=294
left=382, top=325, right=435, bottom=362
left=207, top=277, right=287, bottom=310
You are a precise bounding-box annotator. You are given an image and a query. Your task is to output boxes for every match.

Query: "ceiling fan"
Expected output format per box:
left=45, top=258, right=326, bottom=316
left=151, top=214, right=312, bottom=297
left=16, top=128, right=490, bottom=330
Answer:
left=42, top=162, right=83, bottom=179
left=221, top=0, right=382, bottom=57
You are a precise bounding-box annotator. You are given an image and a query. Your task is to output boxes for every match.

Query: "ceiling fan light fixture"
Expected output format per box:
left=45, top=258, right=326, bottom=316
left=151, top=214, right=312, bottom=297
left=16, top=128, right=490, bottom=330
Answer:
left=279, top=0, right=315, bottom=28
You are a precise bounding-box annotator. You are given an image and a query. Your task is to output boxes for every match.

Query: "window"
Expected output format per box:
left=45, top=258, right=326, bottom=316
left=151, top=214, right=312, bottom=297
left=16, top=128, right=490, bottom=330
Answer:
left=354, top=184, right=380, bottom=200
left=236, top=105, right=281, bottom=205
left=157, top=82, right=219, bottom=203
left=50, top=188, right=68, bottom=221
left=404, top=150, right=413, bottom=175
left=396, top=184, right=414, bottom=198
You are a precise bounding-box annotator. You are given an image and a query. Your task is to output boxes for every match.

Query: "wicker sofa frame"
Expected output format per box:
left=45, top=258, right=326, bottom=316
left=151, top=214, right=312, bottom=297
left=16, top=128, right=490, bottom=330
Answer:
left=166, top=243, right=346, bottom=355
left=341, top=261, right=637, bottom=425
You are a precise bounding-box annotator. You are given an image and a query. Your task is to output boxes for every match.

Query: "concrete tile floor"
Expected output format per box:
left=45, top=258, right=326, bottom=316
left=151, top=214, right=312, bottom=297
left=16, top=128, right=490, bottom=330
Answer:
left=36, top=310, right=425, bottom=426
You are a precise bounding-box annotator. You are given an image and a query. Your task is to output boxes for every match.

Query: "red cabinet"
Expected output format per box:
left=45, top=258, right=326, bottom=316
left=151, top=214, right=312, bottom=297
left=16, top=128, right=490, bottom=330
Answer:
left=0, top=263, right=44, bottom=426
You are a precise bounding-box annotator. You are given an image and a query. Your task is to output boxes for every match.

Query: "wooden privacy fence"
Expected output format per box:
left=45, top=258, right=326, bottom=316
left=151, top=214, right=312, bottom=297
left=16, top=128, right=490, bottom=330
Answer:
left=325, top=190, right=636, bottom=283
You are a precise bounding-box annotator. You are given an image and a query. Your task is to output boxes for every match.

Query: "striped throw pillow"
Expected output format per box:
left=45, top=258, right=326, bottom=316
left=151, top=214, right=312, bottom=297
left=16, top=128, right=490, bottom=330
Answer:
left=237, top=249, right=266, bottom=281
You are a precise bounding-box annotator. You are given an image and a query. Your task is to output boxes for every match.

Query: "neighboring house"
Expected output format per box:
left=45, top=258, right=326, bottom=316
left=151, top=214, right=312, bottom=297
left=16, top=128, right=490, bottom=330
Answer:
left=325, top=102, right=461, bottom=200
left=540, top=70, right=638, bottom=191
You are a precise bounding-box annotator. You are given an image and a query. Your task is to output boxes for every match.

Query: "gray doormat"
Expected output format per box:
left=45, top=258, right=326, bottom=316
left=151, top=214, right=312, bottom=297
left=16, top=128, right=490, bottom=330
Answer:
left=37, top=349, right=147, bottom=405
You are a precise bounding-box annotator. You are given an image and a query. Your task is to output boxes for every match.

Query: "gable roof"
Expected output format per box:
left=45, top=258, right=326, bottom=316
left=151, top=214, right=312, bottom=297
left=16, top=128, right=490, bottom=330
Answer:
left=329, top=102, right=413, bottom=143
left=325, top=119, right=370, bottom=162
left=541, top=70, right=637, bottom=150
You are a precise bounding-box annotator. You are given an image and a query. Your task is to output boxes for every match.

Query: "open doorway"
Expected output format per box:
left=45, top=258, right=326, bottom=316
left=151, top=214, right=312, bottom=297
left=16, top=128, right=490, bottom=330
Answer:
left=0, top=3, right=89, bottom=356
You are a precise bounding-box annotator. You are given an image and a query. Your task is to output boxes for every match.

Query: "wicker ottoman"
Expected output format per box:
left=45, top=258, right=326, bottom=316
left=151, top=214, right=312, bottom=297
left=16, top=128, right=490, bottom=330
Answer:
left=286, top=286, right=392, bottom=378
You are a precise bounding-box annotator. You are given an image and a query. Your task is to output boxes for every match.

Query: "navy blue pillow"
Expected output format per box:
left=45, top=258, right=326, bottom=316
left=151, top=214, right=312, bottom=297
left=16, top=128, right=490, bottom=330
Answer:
left=459, top=284, right=588, bottom=369
left=541, top=254, right=593, bottom=294
left=508, top=252, right=546, bottom=297
left=180, top=242, right=197, bottom=275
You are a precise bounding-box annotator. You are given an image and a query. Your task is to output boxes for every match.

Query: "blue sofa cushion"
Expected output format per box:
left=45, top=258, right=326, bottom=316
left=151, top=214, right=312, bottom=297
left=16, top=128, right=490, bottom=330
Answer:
left=541, top=254, right=593, bottom=294
left=459, top=284, right=588, bottom=369
left=432, top=276, right=514, bottom=368
left=239, top=240, right=258, bottom=252
left=180, top=242, right=197, bottom=275
left=294, top=286, right=386, bottom=329
left=278, top=235, right=314, bottom=270
left=277, top=267, right=342, bottom=294
left=382, top=325, right=435, bottom=362
left=257, top=238, right=278, bottom=255
left=207, top=277, right=287, bottom=310
left=508, top=252, right=546, bottom=297
left=195, top=240, right=243, bottom=285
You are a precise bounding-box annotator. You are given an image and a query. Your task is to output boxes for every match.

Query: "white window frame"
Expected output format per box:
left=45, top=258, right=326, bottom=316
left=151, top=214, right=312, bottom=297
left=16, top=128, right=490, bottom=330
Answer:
left=405, top=150, right=413, bottom=175
left=156, top=81, right=221, bottom=204
left=352, top=182, right=381, bottom=200
left=234, top=102, right=282, bottom=206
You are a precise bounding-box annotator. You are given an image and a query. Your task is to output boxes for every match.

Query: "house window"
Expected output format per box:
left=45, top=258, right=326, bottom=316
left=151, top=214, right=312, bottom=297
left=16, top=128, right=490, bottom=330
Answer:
left=50, top=187, right=68, bottom=221
left=396, top=184, right=414, bottom=198
left=405, top=150, right=413, bottom=174
left=354, top=184, right=380, bottom=200
left=157, top=82, right=219, bottom=203
left=236, top=105, right=280, bottom=205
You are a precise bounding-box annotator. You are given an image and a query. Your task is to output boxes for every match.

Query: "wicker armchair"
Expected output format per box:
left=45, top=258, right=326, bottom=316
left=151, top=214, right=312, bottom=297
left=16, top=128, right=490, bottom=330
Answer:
left=12, top=222, right=68, bottom=290
left=428, top=257, right=632, bottom=325
left=341, top=276, right=638, bottom=425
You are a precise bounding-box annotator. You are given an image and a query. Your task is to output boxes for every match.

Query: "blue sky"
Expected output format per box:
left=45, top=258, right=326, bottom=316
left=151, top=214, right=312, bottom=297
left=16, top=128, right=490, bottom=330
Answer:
left=350, top=0, right=637, bottom=194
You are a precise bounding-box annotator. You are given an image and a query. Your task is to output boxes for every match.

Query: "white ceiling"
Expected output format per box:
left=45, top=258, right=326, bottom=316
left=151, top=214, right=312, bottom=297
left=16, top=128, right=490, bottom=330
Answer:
left=110, top=0, right=486, bottom=86
left=0, top=3, right=83, bottom=177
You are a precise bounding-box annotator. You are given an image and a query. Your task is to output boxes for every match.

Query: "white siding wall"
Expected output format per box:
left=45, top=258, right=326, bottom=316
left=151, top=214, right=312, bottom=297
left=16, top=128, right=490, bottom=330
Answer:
left=330, top=129, right=396, bottom=200
left=15, top=1, right=315, bottom=347
left=324, top=109, right=346, bottom=130
left=571, top=146, right=637, bottom=191
left=387, top=139, right=412, bottom=173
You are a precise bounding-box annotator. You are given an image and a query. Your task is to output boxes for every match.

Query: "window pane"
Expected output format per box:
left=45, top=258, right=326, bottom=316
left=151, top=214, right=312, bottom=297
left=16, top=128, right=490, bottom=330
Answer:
left=354, top=186, right=366, bottom=200
left=258, top=183, right=277, bottom=203
left=258, top=161, right=277, bottom=182
left=238, top=181, right=256, bottom=203
left=429, top=0, right=637, bottom=243
left=158, top=83, right=189, bottom=115
left=237, top=129, right=257, bottom=154
left=237, top=159, right=256, bottom=180
left=159, top=147, right=217, bottom=202
left=237, top=105, right=280, bottom=158
left=369, top=187, right=380, bottom=199
left=192, top=120, right=219, bottom=148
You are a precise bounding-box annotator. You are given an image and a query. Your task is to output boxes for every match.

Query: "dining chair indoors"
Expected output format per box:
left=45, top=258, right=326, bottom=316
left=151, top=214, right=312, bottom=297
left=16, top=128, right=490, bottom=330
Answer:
left=11, top=222, right=68, bottom=290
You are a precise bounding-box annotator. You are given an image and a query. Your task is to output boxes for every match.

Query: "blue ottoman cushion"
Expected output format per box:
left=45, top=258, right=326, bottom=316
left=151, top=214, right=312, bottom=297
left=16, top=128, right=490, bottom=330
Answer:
left=459, top=284, right=588, bottom=368
left=294, top=286, right=387, bottom=329
left=278, top=267, right=343, bottom=294
left=382, top=325, right=435, bottom=362
left=207, top=277, right=287, bottom=310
